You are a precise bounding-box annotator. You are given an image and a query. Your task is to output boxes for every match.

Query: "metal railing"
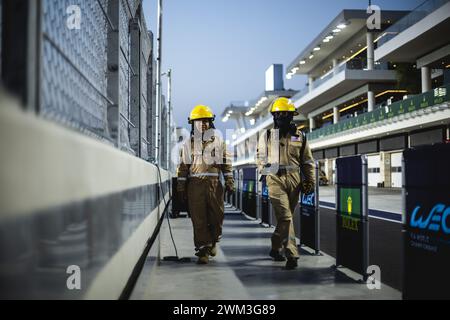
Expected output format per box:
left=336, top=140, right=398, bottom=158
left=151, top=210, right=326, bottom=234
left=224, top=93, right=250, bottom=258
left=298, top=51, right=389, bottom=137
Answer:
left=377, top=0, right=450, bottom=47
left=291, top=59, right=389, bottom=102
left=307, top=83, right=450, bottom=141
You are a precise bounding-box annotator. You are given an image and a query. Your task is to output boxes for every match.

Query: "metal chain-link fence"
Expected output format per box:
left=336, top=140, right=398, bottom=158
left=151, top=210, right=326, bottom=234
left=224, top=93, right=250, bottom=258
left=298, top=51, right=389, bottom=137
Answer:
left=0, top=0, right=167, bottom=162
left=41, top=0, right=111, bottom=143
left=39, top=0, right=155, bottom=158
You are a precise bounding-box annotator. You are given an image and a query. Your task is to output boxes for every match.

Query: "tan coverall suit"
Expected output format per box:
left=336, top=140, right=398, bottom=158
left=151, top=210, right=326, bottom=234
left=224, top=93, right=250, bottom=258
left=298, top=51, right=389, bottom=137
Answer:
left=177, top=133, right=234, bottom=251
left=257, top=128, right=315, bottom=259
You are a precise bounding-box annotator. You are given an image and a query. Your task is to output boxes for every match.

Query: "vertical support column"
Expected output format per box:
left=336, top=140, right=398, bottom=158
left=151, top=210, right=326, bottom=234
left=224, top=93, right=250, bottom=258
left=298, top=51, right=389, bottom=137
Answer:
left=309, top=117, right=315, bottom=132
left=308, top=75, right=314, bottom=92
left=332, top=58, right=338, bottom=76
left=333, top=106, right=340, bottom=124
left=106, top=0, right=120, bottom=147
left=236, top=114, right=247, bottom=131
left=421, top=66, right=431, bottom=93
left=366, top=31, right=374, bottom=70
left=130, top=17, right=141, bottom=157
left=367, top=90, right=375, bottom=112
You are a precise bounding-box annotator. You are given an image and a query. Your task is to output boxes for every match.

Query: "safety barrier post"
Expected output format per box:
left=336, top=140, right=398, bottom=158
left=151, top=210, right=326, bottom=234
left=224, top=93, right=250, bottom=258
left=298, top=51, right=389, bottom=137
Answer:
left=260, top=176, right=270, bottom=225
left=299, top=161, right=321, bottom=254
left=256, top=168, right=261, bottom=220
left=232, top=170, right=237, bottom=208
left=239, top=169, right=243, bottom=211
left=335, top=155, right=369, bottom=281
left=402, top=143, right=450, bottom=299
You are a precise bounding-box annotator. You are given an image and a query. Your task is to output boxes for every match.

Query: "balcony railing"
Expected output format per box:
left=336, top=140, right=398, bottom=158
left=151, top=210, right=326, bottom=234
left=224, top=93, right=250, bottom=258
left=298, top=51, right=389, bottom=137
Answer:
left=307, top=83, right=450, bottom=141
left=377, top=0, right=450, bottom=47
left=291, top=59, right=389, bottom=102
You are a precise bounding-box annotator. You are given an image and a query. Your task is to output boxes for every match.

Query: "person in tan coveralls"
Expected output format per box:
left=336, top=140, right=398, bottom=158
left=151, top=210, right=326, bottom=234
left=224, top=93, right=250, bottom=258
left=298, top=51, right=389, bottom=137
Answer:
left=177, top=105, right=234, bottom=264
left=257, top=97, right=316, bottom=270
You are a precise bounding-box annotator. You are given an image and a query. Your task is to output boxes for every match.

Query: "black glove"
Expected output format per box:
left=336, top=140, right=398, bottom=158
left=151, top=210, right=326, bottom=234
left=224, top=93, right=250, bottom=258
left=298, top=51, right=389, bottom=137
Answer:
left=225, top=179, right=235, bottom=195
left=301, top=181, right=315, bottom=194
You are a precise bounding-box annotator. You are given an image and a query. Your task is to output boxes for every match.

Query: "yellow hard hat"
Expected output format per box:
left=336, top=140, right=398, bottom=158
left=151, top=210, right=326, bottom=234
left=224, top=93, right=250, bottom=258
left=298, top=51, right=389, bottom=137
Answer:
left=270, top=97, right=299, bottom=115
left=188, top=105, right=215, bottom=123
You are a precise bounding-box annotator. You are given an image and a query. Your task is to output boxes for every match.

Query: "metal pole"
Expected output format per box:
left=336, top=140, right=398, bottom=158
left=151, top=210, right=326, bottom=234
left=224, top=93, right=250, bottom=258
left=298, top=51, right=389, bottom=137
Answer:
left=401, top=154, right=406, bottom=225
left=154, top=0, right=162, bottom=165
left=155, top=0, right=163, bottom=264
left=335, top=160, right=339, bottom=265
left=167, top=69, right=172, bottom=170
left=315, top=161, right=320, bottom=254
left=256, top=168, right=260, bottom=220
left=362, top=155, right=369, bottom=281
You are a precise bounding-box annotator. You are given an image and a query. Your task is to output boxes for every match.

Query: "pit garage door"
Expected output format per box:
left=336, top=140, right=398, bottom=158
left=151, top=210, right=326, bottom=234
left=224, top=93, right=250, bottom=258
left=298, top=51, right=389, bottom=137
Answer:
left=391, top=152, right=402, bottom=188
left=367, top=154, right=381, bottom=187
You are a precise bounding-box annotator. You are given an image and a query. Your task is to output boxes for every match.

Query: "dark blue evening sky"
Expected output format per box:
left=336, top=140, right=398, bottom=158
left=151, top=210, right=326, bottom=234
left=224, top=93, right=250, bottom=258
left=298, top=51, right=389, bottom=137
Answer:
left=142, top=0, right=423, bottom=131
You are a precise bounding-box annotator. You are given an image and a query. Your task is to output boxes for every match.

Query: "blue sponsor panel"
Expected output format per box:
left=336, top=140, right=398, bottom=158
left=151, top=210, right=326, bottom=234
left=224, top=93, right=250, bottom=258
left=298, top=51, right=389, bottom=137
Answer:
left=403, top=143, right=450, bottom=299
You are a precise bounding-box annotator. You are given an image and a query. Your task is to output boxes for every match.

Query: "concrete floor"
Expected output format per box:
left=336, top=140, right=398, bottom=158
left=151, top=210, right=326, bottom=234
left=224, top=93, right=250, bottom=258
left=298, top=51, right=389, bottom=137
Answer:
left=132, top=205, right=401, bottom=300
left=319, top=186, right=402, bottom=214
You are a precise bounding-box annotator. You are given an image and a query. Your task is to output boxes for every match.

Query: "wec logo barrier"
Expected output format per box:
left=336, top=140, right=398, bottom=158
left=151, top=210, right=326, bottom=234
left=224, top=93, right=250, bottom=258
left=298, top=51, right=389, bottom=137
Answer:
left=410, top=204, right=450, bottom=234
left=403, top=143, right=450, bottom=299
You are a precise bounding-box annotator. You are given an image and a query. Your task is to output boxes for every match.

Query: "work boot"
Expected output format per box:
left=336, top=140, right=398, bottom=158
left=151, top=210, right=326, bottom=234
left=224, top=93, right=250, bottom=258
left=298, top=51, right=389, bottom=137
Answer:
left=285, top=258, right=298, bottom=270
left=209, top=245, right=217, bottom=257
left=269, top=249, right=286, bottom=261
left=197, top=255, right=209, bottom=265
left=196, top=247, right=209, bottom=264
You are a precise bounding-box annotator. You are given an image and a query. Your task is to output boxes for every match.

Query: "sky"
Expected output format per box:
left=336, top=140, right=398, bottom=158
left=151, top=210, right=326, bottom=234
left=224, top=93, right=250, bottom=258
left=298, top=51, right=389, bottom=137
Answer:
left=142, top=0, right=423, bottom=132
